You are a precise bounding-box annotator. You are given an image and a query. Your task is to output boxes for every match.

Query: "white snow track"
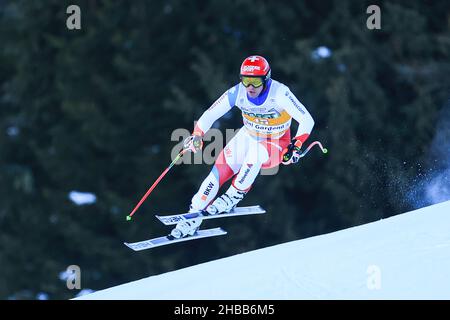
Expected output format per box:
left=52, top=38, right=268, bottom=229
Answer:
left=77, top=200, right=450, bottom=299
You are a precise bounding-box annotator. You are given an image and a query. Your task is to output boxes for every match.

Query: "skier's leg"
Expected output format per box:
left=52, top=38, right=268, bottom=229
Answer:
left=172, top=129, right=248, bottom=238
left=188, top=156, right=234, bottom=212
left=189, top=128, right=248, bottom=211
left=260, top=130, right=291, bottom=170
left=231, top=140, right=269, bottom=191
left=206, top=131, right=270, bottom=214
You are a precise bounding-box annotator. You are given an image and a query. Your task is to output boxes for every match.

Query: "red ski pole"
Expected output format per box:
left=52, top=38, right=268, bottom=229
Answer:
left=126, top=148, right=188, bottom=221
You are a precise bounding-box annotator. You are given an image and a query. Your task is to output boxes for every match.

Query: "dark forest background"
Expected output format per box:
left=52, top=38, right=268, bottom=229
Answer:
left=0, top=0, right=449, bottom=299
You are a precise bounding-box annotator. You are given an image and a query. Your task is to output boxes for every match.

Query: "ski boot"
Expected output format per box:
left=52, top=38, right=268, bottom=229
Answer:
left=206, top=185, right=247, bottom=215
left=169, top=206, right=203, bottom=239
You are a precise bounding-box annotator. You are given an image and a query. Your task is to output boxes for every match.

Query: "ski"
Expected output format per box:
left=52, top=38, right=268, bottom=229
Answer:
left=124, top=227, right=227, bottom=251
left=155, top=205, right=266, bottom=226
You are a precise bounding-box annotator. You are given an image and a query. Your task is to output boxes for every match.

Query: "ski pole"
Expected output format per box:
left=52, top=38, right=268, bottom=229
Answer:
left=126, top=148, right=189, bottom=221
left=298, top=141, right=328, bottom=158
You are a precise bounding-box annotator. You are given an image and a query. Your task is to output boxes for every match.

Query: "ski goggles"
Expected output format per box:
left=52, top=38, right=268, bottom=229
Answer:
left=241, top=76, right=264, bottom=88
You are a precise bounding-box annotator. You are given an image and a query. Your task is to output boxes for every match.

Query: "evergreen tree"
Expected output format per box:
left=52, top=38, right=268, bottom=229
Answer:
left=0, top=0, right=448, bottom=299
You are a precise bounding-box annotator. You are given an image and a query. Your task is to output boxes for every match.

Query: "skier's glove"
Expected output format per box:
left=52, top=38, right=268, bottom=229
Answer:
left=281, top=139, right=303, bottom=165
left=183, top=132, right=203, bottom=153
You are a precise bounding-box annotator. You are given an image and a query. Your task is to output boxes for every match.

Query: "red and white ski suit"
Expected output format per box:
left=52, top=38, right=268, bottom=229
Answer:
left=190, top=79, right=315, bottom=210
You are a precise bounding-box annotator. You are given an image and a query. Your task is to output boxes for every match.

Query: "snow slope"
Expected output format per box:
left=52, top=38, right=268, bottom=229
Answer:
left=77, top=200, right=450, bottom=299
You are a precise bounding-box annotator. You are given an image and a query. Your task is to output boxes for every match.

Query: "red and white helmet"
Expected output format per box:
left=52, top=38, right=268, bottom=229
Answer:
left=240, top=55, right=271, bottom=82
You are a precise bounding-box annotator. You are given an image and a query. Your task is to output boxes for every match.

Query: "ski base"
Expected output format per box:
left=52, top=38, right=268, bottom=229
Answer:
left=155, top=205, right=266, bottom=226
left=124, top=227, right=227, bottom=251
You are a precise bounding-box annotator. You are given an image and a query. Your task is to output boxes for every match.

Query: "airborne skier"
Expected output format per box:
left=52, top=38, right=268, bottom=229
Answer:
left=170, top=55, right=315, bottom=239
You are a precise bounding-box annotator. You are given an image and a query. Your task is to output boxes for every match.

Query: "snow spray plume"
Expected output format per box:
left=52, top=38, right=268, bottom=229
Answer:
left=408, top=100, right=450, bottom=208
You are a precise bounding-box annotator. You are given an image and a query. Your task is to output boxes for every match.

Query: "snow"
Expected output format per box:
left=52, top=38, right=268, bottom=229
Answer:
left=76, top=200, right=450, bottom=299
left=68, top=191, right=97, bottom=205
left=425, top=168, right=450, bottom=205
left=36, top=292, right=49, bottom=300
left=311, top=46, right=332, bottom=60
left=58, top=270, right=70, bottom=281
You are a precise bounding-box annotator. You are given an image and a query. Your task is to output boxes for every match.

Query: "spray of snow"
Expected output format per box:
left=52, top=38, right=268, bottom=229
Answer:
left=424, top=169, right=450, bottom=204
left=407, top=100, right=450, bottom=208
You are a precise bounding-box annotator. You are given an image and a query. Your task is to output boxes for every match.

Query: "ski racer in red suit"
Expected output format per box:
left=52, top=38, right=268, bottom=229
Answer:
left=171, top=55, right=315, bottom=238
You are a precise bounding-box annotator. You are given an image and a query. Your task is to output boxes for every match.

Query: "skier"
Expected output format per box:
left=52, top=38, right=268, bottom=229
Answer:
left=170, top=55, right=315, bottom=239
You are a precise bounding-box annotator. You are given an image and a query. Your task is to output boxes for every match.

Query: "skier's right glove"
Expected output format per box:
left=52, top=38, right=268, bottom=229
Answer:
left=281, top=139, right=302, bottom=165
left=183, top=132, right=203, bottom=153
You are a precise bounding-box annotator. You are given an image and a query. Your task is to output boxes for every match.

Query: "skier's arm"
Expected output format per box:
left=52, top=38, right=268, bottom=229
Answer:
left=193, top=86, right=238, bottom=136
left=278, top=87, right=315, bottom=145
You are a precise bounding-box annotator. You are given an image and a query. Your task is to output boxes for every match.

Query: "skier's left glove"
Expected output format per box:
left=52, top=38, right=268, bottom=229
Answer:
left=183, top=131, right=203, bottom=153
left=281, top=139, right=303, bottom=165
